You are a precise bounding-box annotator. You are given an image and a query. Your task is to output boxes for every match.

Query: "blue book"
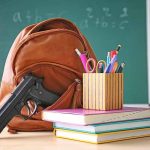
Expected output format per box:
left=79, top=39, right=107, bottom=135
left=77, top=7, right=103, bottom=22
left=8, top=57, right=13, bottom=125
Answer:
left=54, top=118, right=150, bottom=134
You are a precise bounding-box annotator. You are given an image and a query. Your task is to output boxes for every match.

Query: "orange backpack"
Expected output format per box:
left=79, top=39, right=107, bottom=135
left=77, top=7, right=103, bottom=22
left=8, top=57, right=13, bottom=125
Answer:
left=0, top=18, right=96, bottom=133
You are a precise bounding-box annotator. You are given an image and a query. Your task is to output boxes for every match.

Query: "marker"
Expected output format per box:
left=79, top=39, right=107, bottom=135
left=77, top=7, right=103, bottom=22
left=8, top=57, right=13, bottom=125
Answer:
left=98, top=63, right=104, bottom=73
left=110, top=45, right=122, bottom=59
left=116, top=44, right=122, bottom=52
left=75, top=48, right=89, bottom=72
left=105, top=55, right=118, bottom=73
left=115, top=63, right=125, bottom=73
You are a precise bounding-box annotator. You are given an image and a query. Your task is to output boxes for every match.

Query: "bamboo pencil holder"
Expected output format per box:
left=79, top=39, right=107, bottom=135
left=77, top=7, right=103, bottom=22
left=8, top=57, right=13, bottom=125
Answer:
left=83, top=73, right=124, bottom=111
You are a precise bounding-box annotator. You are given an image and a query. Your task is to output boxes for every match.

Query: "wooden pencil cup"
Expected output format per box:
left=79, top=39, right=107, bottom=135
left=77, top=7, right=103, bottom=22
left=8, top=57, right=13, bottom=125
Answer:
left=83, top=73, right=124, bottom=111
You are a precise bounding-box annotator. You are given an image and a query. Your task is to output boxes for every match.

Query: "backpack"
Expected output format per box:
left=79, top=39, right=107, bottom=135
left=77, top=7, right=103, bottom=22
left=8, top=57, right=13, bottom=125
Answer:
left=0, top=18, right=96, bottom=133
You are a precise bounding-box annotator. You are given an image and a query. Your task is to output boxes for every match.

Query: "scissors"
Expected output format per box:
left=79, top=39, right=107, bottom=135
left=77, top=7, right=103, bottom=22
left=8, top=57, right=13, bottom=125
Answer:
left=85, top=58, right=106, bottom=73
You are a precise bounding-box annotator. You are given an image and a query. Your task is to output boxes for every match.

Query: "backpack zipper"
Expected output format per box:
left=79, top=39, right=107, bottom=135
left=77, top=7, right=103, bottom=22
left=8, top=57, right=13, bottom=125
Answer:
left=15, top=61, right=82, bottom=84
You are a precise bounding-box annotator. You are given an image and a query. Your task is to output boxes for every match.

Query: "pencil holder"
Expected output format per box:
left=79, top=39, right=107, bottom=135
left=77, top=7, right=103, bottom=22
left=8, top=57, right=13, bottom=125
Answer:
left=83, top=73, right=124, bottom=111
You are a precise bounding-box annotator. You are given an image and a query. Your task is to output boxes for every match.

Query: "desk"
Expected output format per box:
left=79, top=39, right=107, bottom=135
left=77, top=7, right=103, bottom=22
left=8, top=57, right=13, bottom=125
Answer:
left=0, top=127, right=150, bottom=150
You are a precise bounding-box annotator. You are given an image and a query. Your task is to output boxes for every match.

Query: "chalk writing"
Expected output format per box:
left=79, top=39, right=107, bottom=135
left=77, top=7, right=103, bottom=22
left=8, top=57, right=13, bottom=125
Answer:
left=12, top=6, right=129, bottom=30
left=13, top=12, right=22, bottom=23
left=86, top=7, right=94, bottom=19
left=102, top=7, right=112, bottom=17
left=120, top=7, right=128, bottom=18
left=80, top=7, right=129, bottom=30
left=119, top=20, right=129, bottom=30
left=12, top=9, right=67, bottom=24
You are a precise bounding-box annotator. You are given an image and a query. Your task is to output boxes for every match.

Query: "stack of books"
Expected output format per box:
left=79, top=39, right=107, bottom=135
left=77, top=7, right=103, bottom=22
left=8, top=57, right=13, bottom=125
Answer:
left=42, top=107, right=150, bottom=144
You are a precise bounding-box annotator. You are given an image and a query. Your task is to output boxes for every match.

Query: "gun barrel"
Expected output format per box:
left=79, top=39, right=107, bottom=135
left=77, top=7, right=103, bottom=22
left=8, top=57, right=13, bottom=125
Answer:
left=0, top=108, right=18, bottom=133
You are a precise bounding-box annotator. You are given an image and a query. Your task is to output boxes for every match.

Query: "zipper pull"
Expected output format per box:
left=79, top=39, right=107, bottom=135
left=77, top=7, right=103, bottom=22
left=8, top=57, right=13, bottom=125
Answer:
left=75, top=78, right=81, bottom=84
left=72, top=79, right=82, bottom=108
left=75, top=78, right=81, bottom=92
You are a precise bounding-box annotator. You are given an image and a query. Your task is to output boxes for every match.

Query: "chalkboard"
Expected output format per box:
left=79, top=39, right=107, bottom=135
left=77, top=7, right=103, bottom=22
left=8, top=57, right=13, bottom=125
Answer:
left=0, top=0, right=148, bottom=104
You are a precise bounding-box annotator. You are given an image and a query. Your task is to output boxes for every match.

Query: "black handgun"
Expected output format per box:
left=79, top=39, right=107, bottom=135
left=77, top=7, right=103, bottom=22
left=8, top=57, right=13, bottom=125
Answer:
left=0, top=74, right=59, bottom=133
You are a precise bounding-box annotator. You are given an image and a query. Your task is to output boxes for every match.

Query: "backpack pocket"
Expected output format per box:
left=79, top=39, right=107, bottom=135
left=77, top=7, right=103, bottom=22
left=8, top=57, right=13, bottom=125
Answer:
left=15, top=62, right=82, bottom=95
left=14, top=62, right=83, bottom=116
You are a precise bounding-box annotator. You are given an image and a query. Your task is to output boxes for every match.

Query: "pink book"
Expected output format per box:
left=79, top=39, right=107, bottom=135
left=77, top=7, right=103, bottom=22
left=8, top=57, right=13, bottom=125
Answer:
left=42, top=107, right=150, bottom=125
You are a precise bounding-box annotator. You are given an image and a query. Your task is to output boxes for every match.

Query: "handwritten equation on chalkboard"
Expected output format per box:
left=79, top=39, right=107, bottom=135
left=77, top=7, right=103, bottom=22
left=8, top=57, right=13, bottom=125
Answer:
left=12, top=7, right=129, bottom=30
left=80, top=7, right=128, bottom=30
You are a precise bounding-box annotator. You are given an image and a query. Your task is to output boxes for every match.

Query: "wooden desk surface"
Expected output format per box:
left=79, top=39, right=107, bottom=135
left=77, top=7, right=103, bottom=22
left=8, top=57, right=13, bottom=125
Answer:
left=0, top=127, right=150, bottom=150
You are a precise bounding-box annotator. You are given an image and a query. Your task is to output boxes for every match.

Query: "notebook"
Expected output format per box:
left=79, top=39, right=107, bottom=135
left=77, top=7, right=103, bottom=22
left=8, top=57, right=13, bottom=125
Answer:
left=55, top=128, right=150, bottom=144
left=54, top=118, right=150, bottom=134
left=42, top=107, right=150, bottom=125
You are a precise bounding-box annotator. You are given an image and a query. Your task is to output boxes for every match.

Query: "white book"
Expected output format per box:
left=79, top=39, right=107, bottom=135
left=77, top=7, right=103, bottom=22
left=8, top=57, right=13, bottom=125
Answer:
left=42, top=107, right=150, bottom=125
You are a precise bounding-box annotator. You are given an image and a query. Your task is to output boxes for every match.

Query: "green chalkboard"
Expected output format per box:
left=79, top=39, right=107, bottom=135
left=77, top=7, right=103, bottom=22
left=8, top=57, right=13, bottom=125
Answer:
left=0, top=0, right=148, bottom=104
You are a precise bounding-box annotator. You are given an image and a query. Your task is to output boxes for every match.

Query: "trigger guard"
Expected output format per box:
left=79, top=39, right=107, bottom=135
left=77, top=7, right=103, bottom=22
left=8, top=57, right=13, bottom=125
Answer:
left=17, top=100, right=38, bottom=120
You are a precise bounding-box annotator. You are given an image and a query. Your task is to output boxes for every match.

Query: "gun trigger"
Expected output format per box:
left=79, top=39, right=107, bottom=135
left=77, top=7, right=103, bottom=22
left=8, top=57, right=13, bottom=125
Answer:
left=27, top=101, right=38, bottom=119
left=25, top=102, right=31, bottom=116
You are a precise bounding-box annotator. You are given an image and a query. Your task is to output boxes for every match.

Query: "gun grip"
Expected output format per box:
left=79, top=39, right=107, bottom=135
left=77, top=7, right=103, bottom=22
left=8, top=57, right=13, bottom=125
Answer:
left=30, top=82, right=59, bottom=107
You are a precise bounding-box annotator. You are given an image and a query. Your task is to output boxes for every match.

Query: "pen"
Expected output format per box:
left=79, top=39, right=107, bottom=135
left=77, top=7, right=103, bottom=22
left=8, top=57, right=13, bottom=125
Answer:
left=105, top=55, right=118, bottom=73
left=115, top=63, right=125, bottom=73
left=111, top=61, right=118, bottom=73
left=107, top=52, right=111, bottom=66
left=75, top=48, right=89, bottom=72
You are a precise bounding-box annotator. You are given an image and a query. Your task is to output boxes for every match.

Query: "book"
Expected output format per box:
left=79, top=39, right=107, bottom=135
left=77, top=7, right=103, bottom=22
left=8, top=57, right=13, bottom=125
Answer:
left=54, top=118, right=150, bottom=134
left=55, top=128, right=150, bottom=144
left=42, top=107, right=150, bottom=125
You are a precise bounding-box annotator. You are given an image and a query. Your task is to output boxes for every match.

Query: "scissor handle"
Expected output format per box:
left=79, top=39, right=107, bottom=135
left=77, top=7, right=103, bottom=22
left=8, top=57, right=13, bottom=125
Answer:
left=96, top=60, right=106, bottom=73
left=86, top=58, right=96, bottom=73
